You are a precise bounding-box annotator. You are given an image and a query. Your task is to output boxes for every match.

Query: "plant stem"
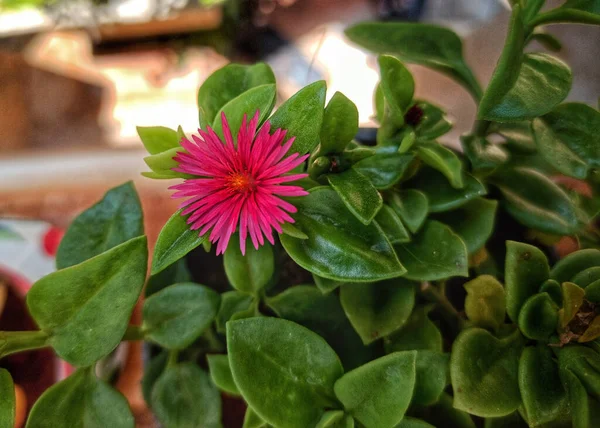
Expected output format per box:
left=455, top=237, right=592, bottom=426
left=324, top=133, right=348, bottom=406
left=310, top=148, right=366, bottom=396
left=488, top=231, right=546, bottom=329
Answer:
left=0, top=330, right=50, bottom=359
left=419, top=282, right=466, bottom=332
left=167, top=350, right=179, bottom=367
left=203, top=326, right=225, bottom=353
left=122, top=325, right=145, bottom=341
left=473, top=120, right=491, bottom=137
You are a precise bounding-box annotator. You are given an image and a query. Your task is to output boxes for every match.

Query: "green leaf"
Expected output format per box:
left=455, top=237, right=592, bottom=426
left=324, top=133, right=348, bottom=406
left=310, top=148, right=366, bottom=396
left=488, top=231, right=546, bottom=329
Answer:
left=152, top=210, right=206, bottom=275
left=27, top=236, right=147, bottom=366
left=327, top=168, right=383, bottom=225
left=378, top=55, right=414, bottom=120
left=142, top=283, right=220, bottom=350
left=550, top=248, right=600, bottom=284
left=334, top=351, right=417, bottom=428
left=412, top=393, right=476, bottom=428
left=388, top=190, right=428, bottom=234
left=207, top=354, right=240, bottom=396
left=396, top=417, right=435, bottom=428
left=491, top=166, right=580, bottom=235
left=533, top=103, right=600, bottom=179
left=315, top=411, right=354, bottom=428
left=151, top=363, right=221, bottom=428
left=197, top=63, right=276, bottom=127
left=243, top=408, right=269, bottom=428
left=394, top=220, right=468, bottom=281
left=224, top=243, right=274, bottom=295
left=353, top=151, right=414, bottom=190
left=533, top=0, right=600, bottom=26
left=280, top=222, right=308, bottom=240
left=505, top=241, right=550, bottom=323
left=137, top=126, right=181, bottom=155
left=479, top=53, right=572, bottom=122
left=432, top=198, right=498, bottom=254
left=416, top=142, right=463, bottom=189
left=142, top=351, right=168, bottom=407
left=215, top=291, right=253, bottom=334
left=269, top=80, right=327, bottom=155
left=484, top=413, right=528, bottom=428
left=56, top=182, right=143, bottom=269
left=280, top=187, right=406, bottom=282
left=560, top=282, right=586, bottom=327
left=374, top=204, right=411, bottom=244
left=413, top=101, right=453, bottom=140
left=0, top=369, right=14, bottom=428
left=146, top=259, right=192, bottom=297
left=561, top=370, right=600, bottom=428
left=558, top=345, right=600, bottom=403
left=212, top=84, right=276, bottom=140
left=374, top=83, right=385, bottom=123
left=385, top=306, right=443, bottom=353
left=540, top=279, right=563, bottom=306
left=340, top=279, right=416, bottom=344
left=451, top=328, right=524, bottom=417
left=345, top=22, right=482, bottom=100
left=464, top=275, right=506, bottom=331
left=143, top=147, right=190, bottom=180
left=319, top=92, right=359, bottom=155
left=519, top=345, right=568, bottom=426
left=26, top=368, right=133, bottom=428
left=407, top=167, right=486, bottom=213
left=518, top=293, right=559, bottom=340
left=572, top=266, right=600, bottom=288
left=313, top=274, right=344, bottom=294
left=461, top=135, right=508, bottom=172
left=266, top=285, right=374, bottom=371
left=412, top=350, right=449, bottom=407
left=227, top=318, right=344, bottom=428
left=528, top=31, right=562, bottom=52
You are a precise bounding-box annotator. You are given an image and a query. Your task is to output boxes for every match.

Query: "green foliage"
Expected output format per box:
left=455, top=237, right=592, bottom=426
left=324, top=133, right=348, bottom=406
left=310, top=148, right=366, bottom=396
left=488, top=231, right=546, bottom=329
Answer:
left=207, top=354, right=240, bottom=396
left=319, top=92, right=359, bottom=155
left=26, top=368, right=134, bottom=428
left=56, top=182, right=143, bottom=269
left=464, top=275, right=506, bottom=331
left=327, top=168, right=383, bottom=225
left=0, top=369, right=14, bottom=428
left=224, top=243, right=274, bottom=295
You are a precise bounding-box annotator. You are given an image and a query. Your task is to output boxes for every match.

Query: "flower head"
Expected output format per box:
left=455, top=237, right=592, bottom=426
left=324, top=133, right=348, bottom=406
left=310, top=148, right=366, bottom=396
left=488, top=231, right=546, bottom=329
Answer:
left=170, top=111, right=309, bottom=255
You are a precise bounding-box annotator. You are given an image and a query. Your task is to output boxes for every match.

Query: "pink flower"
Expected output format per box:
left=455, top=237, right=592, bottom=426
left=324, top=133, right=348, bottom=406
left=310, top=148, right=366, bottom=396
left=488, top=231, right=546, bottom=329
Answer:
left=170, top=111, right=309, bottom=255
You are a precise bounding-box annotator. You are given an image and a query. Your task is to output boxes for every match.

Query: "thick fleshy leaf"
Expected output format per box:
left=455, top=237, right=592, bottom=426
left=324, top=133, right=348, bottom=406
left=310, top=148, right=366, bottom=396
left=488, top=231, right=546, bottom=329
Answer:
left=451, top=328, right=524, bottom=417
left=484, top=413, right=528, bottom=428
left=327, top=168, right=383, bottom=225
left=207, top=354, right=240, bottom=396
left=27, top=236, right=147, bottom=366
left=0, top=369, right=14, bottom=428
left=266, top=286, right=374, bottom=371
left=461, top=135, right=508, bottom=172
left=269, top=80, right=327, bottom=155
left=412, top=393, right=476, bottom=428
left=378, top=55, right=414, bottom=120
left=340, top=279, right=415, bottom=344
left=464, top=275, right=506, bottom=331
left=151, top=363, right=221, bottom=428
left=491, top=166, right=580, bottom=235
left=407, top=167, right=486, bottom=213
left=345, top=22, right=481, bottom=100
left=561, top=370, right=600, bottom=428
left=26, top=368, right=134, bottom=428
left=243, top=408, right=269, bottom=428
left=137, top=126, right=181, bottom=155
left=505, top=241, right=550, bottom=323
left=550, top=249, right=600, bottom=284
left=385, top=306, right=443, bottom=353
left=388, top=190, right=428, bottom=234
left=394, top=221, right=468, bottom=281
left=413, top=101, right=453, bottom=140
left=560, top=282, right=585, bottom=328
left=313, top=274, right=345, bottom=294
left=215, top=291, right=254, bottom=334
left=152, top=210, right=206, bottom=275
left=535, top=0, right=600, bottom=26
left=479, top=53, right=572, bottom=122
left=143, top=147, right=190, bottom=180
left=396, top=418, right=435, bottom=428
left=532, top=102, right=600, bottom=179
left=528, top=31, right=562, bottom=52
left=519, top=345, right=568, bottom=426
left=197, top=63, right=275, bottom=126
left=142, top=283, right=220, bottom=350
left=334, top=351, right=417, bottom=428
left=146, top=259, right=192, bottom=297
left=518, top=293, right=559, bottom=340
left=316, top=411, right=354, bottom=428
left=319, top=92, right=359, bottom=155
left=142, top=351, right=168, bottom=407
left=432, top=198, right=498, bottom=254
left=559, top=345, right=600, bottom=398
left=280, top=222, right=308, bottom=240
left=572, top=266, right=600, bottom=288
left=212, top=84, right=276, bottom=140
left=280, top=187, right=405, bottom=282
left=56, top=182, right=143, bottom=269
left=411, top=350, right=449, bottom=407
left=227, top=318, right=343, bottom=428
left=416, top=142, right=463, bottom=189
left=586, top=280, right=600, bottom=303
left=224, top=243, right=274, bottom=295
left=374, top=205, right=411, bottom=244
left=540, top=279, right=562, bottom=306
left=353, top=151, right=414, bottom=190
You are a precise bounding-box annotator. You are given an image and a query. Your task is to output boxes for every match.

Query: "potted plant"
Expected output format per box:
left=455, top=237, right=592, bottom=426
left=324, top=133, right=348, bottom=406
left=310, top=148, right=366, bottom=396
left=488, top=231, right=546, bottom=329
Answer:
left=1, top=1, right=600, bottom=427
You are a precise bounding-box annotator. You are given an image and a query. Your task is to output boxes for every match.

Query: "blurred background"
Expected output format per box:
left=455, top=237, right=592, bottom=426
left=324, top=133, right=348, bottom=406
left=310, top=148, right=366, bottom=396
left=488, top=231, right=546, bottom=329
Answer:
left=0, top=0, right=598, bottom=425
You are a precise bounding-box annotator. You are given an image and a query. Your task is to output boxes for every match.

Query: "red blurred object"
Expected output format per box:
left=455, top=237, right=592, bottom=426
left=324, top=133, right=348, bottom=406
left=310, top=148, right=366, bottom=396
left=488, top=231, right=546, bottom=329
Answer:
left=42, top=226, right=64, bottom=257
